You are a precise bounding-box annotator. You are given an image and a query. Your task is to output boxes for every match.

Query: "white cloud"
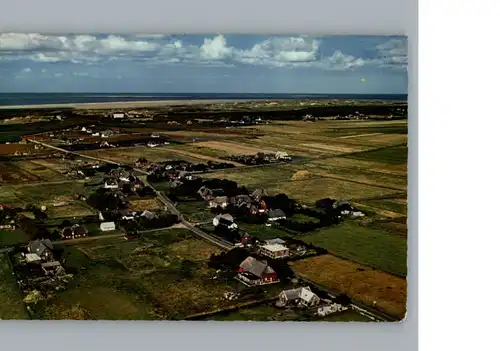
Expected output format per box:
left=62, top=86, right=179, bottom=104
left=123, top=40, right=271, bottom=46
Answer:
left=54, top=73, right=63, bottom=77
left=200, top=35, right=232, bottom=60
left=0, top=33, right=407, bottom=71
left=72, top=72, right=89, bottom=77
left=21, top=67, right=32, bottom=72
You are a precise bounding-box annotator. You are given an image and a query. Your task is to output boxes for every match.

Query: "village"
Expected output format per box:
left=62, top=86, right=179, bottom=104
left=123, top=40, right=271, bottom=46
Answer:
left=1, top=100, right=407, bottom=322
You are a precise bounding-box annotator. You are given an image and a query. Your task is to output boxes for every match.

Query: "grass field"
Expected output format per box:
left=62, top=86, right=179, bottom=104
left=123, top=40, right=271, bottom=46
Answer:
left=38, top=229, right=235, bottom=320
left=300, top=221, right=407, bottom=276
left=5, top=182, right=89, bottom=207
left=0, top=253, right=30, bottom=319
left=342, top=145, right=408, bottom=165
left=291, top=254, right=407, bottom=319
left=175, top=200, right=214, bottom=223
left=45, top=202, right=96, bottom=218
left=0, top=229, right=31, bottom=247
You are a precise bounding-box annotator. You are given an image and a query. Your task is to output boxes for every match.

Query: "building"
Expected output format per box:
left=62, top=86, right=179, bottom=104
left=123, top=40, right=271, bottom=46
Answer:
left=41, top=261, right=65, bottom=276
left=209, top=196, right=229, bottom=209
left=61, top=224, right=89, bottom=239
left=275, top=151, right=291, bottom=161
left=277, top=286, right=321, bottom=308
left=27, top=239, right=54, bottom=262
left=316, top=304, right=348, bottom=317
left=112, top=113, right=125, bottom=119
left=237, top=256, right=279, bottom=286
left=213, top=214, right=237, bottom=230
left=251, top=188, right=267, bottom=202
left=104, top=179, right=119, bottom=189
left=259, top=243, right=290, bottom=259
left=25, top=253, right=42, bottom=264
left=100, top=222, right=116, bottom=231
left=268, top=209, right=287, bottom=221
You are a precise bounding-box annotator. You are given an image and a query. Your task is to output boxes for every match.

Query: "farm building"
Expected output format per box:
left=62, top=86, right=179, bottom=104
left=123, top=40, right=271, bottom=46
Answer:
left=268, top=209, right=287, bottom=221
left=259, top=243, right=290, bottom=259
left=276, top=286, right=320, bottom=308
left=100, top=222, right=116, bottom=232
left=213, top=214, right=238, bottom=230
left=112, top=113, right=125, bottom=119
left=27, top=239, right=54, bottom=262
left=236, top=256, right=279, bottom=286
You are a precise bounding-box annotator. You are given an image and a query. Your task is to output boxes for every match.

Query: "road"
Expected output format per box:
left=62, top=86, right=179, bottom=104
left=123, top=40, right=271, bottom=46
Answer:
left=24, top=137, right=393, bottom=321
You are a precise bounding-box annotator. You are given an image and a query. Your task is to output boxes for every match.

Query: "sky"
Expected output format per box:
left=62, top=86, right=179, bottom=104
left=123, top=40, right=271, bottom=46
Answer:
left=0, top=33, right=408, bottom=94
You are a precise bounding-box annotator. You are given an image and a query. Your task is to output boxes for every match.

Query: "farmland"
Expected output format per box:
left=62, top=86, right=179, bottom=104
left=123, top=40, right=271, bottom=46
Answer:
left=0, top=253, right=30, bottom=319
left=0, top=100, right=408, bottom=322
left=34, top=230, right=233, bottom=320
left=291, top=255, right=407, bottom=319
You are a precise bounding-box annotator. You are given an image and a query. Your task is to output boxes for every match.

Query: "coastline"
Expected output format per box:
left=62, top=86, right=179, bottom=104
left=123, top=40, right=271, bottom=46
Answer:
left=0, top=99, right=255, bottom=110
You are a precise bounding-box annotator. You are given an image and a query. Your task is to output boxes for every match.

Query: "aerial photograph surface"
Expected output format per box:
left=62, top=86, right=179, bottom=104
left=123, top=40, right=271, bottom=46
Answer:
left=0, top=33, right=408, bottom=322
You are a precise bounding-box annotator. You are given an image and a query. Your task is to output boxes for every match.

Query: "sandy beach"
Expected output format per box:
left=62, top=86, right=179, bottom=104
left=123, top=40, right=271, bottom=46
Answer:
left=0, top=99, right=256, bottom=110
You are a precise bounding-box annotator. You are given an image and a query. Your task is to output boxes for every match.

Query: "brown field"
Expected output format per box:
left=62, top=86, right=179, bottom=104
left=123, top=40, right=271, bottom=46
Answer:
left=299, top=142, right=369, bottom=154
left=164, top=239, right=222, bottom=261
left=267, top=177, right=399, bottom=204
left=194, top=140, right=273, bottom=155
left=291, top=255, right=406, bottom=319
left=127, top=198, right=164, bottom=212
left=0, top=143, right=36, bottom=155
left=351, top=202, right=406, bottom=219
left=13, top=160, right=65, bottom=182
left=167, top=148, right=245, bottom=166
left=45, top=203, right=96, bottom=218
left=0, top=162, right=39, bottom=184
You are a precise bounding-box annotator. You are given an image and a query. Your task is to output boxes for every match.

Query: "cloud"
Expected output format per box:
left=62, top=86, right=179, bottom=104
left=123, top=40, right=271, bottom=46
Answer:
left=21, top=67, right=32, bottom=73
left=0, top=33, right=407, bottom=71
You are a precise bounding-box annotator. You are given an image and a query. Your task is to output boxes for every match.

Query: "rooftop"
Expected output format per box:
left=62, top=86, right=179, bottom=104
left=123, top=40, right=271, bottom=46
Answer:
left=261, top=243, right=289, bottom=252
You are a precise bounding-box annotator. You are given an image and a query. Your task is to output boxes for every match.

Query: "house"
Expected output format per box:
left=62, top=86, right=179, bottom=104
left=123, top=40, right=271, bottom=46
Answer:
left=27, top=239, right=54, bottom=261
left=351, top=211, right=365, bottom=218
left=141, top=210, right=157, bottom=220
left=251, top=188, right=267, bottom=202
left=275, top=151, right=292, bottom=161
left=100, top=222, right=116, bottom=231
left=233, top=195, right=253, bottom=209
left=25, top=253, right=42, bottom=264
left=41, top=261, right=65, bottom=276
left=151, top=133, right=160, bottom=138
left=112, top=113, right=125, bottom=119
left=104, top=179, right=119, bottom=189
left=61, top=224, right=88, bottom=239
left=100, top=129, right=114, bottom=138
left=268, top=209, right=287, bottom=221
left=259, top=243, right=290, bottom=259
left=276, top=286, right=321, bottom=308
left=73, top=224, right=88, bottom=238
left=213, top=214, right=238, bottom=230
left=237, top=256, right=279, bottom=286
left=209, top=196, right=229, bottom=209
left=147, top=141, right=158, bottom=148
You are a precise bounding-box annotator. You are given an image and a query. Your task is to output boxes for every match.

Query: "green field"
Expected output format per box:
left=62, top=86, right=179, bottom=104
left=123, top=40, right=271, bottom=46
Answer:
left=343, top=145, right=408, bottom=165
left=0, top=229, right=31, bottom=247
left=0, top=253, right=30, bottom=319
left=300, top=221, right=407, bottom=276
left=35, top=229, right=241, bottom=320
left=175, top=200, right=214, bottom=223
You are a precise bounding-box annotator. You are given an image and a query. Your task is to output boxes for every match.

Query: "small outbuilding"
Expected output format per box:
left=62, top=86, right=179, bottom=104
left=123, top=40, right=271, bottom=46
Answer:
left=100, top=222, right=116, bottom=231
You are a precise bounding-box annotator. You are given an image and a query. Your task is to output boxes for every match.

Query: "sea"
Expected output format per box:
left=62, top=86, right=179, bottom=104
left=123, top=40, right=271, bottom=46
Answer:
left=0, top=93, right=407, bottom=107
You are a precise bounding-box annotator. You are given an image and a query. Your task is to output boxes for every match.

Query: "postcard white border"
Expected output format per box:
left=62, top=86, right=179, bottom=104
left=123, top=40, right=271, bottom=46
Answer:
left=0, top=1, right=417, bottom=350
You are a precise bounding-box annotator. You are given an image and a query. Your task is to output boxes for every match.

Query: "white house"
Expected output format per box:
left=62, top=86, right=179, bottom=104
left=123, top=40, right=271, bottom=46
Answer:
left=259, top=243, right=290, bottom=259
left=277, top=286, right=321, bottom=308
left=100, top=222, right=116, bottom=231
left=104, top=179, right=119, bottom=189
left=112, top=113, right=125, bottom=119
